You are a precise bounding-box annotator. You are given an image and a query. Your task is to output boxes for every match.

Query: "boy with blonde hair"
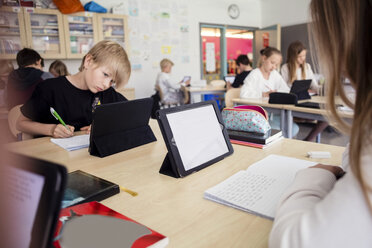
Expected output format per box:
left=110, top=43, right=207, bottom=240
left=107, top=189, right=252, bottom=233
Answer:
left=156, top=58, right=189, bottom=105
left=17, top=40, right=131, bottom=138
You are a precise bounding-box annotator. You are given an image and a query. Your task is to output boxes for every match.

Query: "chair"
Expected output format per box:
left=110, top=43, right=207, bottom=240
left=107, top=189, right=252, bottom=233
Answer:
left=225, top=88, right=241, bottom=108
left=210, top=80, right=226, bottom=87
left=155, top=84, right=180, bottom=108
left=8, top=104, right=32, bottom=141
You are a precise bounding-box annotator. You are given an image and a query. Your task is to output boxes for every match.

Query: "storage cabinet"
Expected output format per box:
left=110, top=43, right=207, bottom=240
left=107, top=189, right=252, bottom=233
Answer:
left=0, top=6, right=27, bottom=59
left=23, top=8, right=66, bottom=59
left=63, top=12, right=98, bottom=59
left=0, top=7, right=129, bottom=59
left=97, top=14, right=128, bottom=50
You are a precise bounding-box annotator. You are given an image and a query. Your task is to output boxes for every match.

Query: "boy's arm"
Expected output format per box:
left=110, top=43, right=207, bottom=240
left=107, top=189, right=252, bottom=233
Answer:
left=17, top=113, right=74, bottom=138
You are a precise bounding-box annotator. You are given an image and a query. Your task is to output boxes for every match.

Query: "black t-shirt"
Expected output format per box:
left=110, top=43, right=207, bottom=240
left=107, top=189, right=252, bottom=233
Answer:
left=21, top=76, right=127, bottom=130
left=231, top=70, right=251, bottom=88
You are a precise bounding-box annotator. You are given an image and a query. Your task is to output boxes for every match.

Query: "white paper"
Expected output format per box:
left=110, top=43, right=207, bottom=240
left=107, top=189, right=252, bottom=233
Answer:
left=206, top=42, right=216, bottom=72
left=166, top=105, right=229, bottom=171
left=51, top=134, right=90, bottom=151
left=204, top=155, right=316, bottom=219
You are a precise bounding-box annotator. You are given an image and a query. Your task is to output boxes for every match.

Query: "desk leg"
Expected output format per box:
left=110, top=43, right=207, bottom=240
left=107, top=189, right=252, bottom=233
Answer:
left=190, top=93, right=203, bottom=103
left=316, top=133, right=321, bottom=143
left=280, top=109, right=286, bottom=137
left=287, top=110, right=293, bottom=139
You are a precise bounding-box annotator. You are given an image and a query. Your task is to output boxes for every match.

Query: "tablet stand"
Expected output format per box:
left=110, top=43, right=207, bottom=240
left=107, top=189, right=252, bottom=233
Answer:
left=159, top=152, right=181, bottom=178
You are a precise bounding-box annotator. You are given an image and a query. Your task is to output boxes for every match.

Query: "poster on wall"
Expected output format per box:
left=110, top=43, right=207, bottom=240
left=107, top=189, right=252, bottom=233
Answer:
left=263, top=32, right=269, bottom=48
left=206, top=42, right=216, bottom=72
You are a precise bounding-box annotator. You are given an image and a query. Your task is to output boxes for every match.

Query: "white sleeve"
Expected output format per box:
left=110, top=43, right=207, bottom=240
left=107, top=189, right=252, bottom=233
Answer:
left=280, top=64, right=291, bottom=87
left=240, top=71, right=262, bottom=98
left=159, top=74, right=180, bottom=90
left=274, top=71, right=290, bottom=93
left=306, top=63, right=319, bottom=91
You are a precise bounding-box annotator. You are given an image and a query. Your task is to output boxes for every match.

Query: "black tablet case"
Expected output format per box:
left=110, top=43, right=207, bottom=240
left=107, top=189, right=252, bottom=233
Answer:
left=290, top=80, right=312, bottom=100
left=62, top=170, right=119, bottom=208
left=89, top=98, right=157, bottom=158
left=156, top=101, right=234, bottom=178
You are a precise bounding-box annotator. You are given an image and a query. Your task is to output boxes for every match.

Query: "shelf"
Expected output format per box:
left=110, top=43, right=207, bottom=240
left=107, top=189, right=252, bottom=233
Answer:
left=31, top=25, right=59, bottom=29
left=104, top=35, right=124, bottom=39
left=0, top=25, right=19, bottom=28
left=0, top=32, right=20, bottom=36
left=102, top=23, right=123, bottom=26
left=70, top=34, right=94, bottom=38
left=32, top=33, right=59, bottom=36
left=69, top=21, right=92, bottom=25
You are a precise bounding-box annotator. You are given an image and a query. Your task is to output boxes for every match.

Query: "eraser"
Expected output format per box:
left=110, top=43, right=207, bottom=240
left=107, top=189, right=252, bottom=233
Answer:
left=307, top=151, right=331, bottom=159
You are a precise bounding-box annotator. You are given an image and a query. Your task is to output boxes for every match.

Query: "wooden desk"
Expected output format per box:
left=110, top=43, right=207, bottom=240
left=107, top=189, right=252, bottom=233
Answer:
left=186, top=85, right=226, bottom=103
left=233, top=96, right=353, bottom=141
left=6, top=120, right=345, bottom=248
left=115, top=87, right=135, bottom=100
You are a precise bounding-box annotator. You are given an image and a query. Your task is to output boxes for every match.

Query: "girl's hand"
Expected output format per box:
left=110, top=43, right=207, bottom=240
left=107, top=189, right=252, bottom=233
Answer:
left=310, top=164, right=345, bottom=179
left=52, top=124, right=74, bottom=138
left=81, top=125, right=91, bottom=134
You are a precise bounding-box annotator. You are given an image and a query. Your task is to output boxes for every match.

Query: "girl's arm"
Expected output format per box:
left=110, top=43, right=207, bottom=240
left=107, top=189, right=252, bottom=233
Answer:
left=240, top=72, right=262, bottom=98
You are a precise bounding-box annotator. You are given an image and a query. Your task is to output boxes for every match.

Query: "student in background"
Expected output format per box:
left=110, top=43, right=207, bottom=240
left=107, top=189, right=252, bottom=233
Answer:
left=0, top=60, right=14, bottom=108
left=49, top=60, right=70, bottom=77
left=270, top=1, right=372, bottom=247
left=281, top=41, right=318, bottom=91
left=281, top=40, right=328, bottom=142
left=17, top=40, right=130, bottom=138
left=227, top=54, right=252, bottom=90
left=7, top=48, right=53, bottom=110
left=240, top=47, right=299, bottom=136
left=155, top=58, right=190, bottom=105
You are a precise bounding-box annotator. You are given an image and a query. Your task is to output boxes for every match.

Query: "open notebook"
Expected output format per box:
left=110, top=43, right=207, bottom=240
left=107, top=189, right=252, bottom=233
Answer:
left=204, top=155, right=317, bottom=219
left=51, top=134, right=90, bottom=151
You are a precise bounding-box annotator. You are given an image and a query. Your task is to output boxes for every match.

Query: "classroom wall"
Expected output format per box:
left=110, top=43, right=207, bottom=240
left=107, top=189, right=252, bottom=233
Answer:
left=47, top=0, right=262, bottom=99
left=260, top=0, right=311, bottom=27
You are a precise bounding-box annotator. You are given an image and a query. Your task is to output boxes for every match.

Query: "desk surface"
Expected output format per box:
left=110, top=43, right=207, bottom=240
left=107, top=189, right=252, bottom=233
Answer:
left=233, top=96, right=353, bottom=119
left=6, top=120, right=345, bottom=248
left=186, top=85, right=226, bottom=93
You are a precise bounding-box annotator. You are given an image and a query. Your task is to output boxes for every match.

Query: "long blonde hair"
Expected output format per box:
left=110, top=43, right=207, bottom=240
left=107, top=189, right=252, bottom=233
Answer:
left=310, top=0, right=372, bottom=208
left=286, top=41, right=306, bottom=83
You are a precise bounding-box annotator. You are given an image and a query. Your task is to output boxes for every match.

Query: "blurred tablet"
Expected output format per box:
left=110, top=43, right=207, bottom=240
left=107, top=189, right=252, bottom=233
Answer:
left=0, top=153, right=67, bottom=248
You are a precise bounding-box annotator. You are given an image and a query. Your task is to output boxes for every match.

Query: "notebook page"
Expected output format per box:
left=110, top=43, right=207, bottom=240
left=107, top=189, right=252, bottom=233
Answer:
left=204, top=155, right=317, bottom=219
left=51, top=134, right=90, bottom=151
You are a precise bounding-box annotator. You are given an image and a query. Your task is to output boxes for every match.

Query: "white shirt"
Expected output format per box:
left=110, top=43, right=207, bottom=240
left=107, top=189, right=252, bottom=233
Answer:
left=240, top=68, right=290, bottom=99
left=269, top=143, right=372, bottom=248
left=155, top=72, right=182, bottom=103
left=281, top=63, right=319, bottom=91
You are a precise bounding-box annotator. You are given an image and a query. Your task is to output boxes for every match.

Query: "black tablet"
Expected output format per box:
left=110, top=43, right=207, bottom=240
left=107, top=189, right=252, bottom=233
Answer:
left=89, top=98, right=157, bottom=157
left=290, top=79, right=312, bottom=100
left=156, top=100, right=234, bottom=178
left=0, top=153, right=67, bottom=248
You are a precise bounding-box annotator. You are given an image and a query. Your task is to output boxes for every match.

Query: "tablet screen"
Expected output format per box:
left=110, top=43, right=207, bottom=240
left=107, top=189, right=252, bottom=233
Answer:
left=182, top=76, right=191, bottom=83
left=5, top=166, right=45, bottom=248
left=166, top=104, right=229, bottom=171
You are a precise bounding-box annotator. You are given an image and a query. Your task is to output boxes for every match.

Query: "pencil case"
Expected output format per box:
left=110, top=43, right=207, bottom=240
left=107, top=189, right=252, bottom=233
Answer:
left=221, top=105, right=271, bottom=134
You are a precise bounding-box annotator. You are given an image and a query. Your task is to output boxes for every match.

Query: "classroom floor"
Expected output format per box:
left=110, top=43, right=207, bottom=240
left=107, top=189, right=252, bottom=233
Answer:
left=295, top=122, right=349, bottom=147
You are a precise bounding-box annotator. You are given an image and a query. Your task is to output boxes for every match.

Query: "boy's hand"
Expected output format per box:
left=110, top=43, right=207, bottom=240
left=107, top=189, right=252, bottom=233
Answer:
left=81, top=125, right=91, bottom=134
left=52, top=124, right=74, bottom=138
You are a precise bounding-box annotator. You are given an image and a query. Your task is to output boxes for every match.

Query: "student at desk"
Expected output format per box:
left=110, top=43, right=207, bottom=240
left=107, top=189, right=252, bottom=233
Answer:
left=226, top=54, right=252, bottom=90
left=240, top=47, right=299, bottom=136
left=281, top=40, right=328, bottom=142
left=270, top=0, right=372, bottom=247
left=17, top=40, right=130, bottom=138
left=155, top=58, right=190, bottom=105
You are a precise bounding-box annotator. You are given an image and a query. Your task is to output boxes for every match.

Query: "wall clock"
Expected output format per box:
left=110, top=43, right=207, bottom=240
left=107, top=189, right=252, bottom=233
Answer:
left=228, top=4, right=240, bottom=19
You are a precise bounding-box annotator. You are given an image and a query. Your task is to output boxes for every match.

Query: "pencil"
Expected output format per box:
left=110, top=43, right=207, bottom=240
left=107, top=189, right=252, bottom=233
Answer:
left=120, top=186, right=138, bottom=197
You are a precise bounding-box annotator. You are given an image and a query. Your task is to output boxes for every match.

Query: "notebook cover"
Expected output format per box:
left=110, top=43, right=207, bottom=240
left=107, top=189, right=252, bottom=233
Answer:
left=53, top=201, right=168, bottom=248
left=227, top=129, right=282, bottom=145
left=61, top=170, right=120, bottom=208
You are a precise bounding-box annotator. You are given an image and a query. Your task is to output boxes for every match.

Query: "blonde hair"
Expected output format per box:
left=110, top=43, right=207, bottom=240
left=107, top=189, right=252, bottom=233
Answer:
left=160, top=58, right=174, bottom=70
left=310, top=0, right=372, bottom=210
left=49, top=60, right=69, bottom=77
left=286, top=41, right=307, bottom=83
left=0, top=60, right=14, bottom=76
left=258, top=47, right=282, bottom=67
left=84, top=40, right=131, bottom=88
